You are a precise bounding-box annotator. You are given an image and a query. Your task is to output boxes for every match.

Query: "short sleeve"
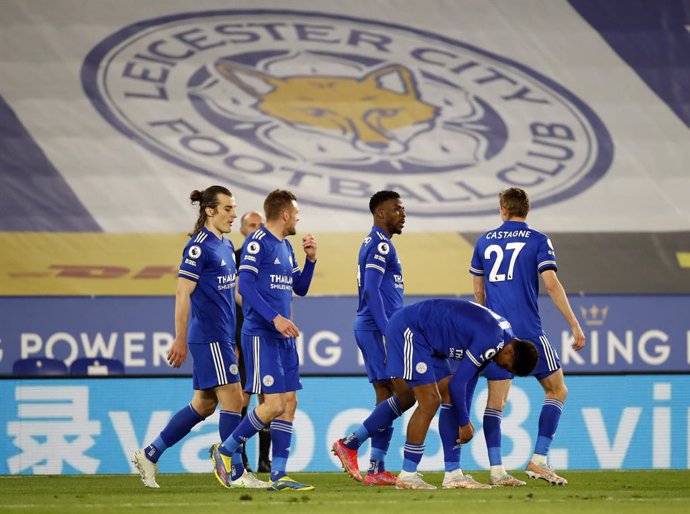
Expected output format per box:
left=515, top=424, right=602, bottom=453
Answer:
left=178, top=242, right=208, bottom=282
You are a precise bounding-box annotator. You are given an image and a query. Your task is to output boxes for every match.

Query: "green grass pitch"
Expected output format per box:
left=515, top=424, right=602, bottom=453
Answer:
left=1, top=470, right=689, bottom=514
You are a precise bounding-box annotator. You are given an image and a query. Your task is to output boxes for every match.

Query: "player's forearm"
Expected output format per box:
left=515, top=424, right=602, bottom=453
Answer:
left=292, top=258, right=315, bottom=296
left=472, top=276, right=486, bottom=305
left=173, top=291, right=191, bottom=342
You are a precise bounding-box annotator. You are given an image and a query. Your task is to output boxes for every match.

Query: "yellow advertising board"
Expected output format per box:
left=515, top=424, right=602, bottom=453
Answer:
left=0, top=232, right=475, bottom=296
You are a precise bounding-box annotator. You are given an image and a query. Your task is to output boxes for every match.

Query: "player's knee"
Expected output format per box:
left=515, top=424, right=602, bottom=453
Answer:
left=420, top=392, right=441, bottom=415
left=194, top=398, right=218, bottom=417
left=486, top=393, right=507, bottom=411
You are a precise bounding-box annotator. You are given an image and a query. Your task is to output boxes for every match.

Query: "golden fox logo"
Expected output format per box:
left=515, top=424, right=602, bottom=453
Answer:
left=215, top=61, right=438, bottom=154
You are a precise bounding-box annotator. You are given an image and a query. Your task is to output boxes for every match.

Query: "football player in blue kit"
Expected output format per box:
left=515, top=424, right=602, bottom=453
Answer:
left=332, top=191, right=405, bottom=486
left=470, top=187, right=586, bottom=486
left=385, top=299, right=538, bottom=489
left=211, top=189, right=318, bottom=491
left=132, top=186, right=268, bottom=489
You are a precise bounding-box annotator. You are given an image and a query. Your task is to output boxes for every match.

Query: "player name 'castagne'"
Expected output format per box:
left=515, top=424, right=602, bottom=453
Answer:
left=485, top=230, right=532, bottom=239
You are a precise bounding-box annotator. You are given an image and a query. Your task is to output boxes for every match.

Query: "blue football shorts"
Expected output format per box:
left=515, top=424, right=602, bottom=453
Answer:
left=354, top=329, right=388, bottom=383
left=385, top=310, right=451, bottom=387
left=241, top=333, right=302, bottom=394
left=189, top=340, right=240, bottom=390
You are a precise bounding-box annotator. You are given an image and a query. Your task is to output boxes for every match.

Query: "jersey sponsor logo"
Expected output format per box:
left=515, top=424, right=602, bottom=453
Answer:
left=377, top=242, right=390, bottom=255
left=188, top=245, right=201, bottom=259
left=229, top=364, right=239, bottom=375
left=262, top=374, right=274, bottom=387
left=83, top=10, right=612, bottom=216
left=415, top=362, right=428, bottom=374
left=246, top=241, right=261, bottom=255
left=449, top=347, right=465, bottom=360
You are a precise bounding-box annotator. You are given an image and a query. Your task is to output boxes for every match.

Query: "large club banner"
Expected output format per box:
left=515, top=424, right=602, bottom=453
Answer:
left=0, top=375, right=688, bottom=475
left=0, top=295, right=688, bottom=376
left=1, top=1, right=689, bottom=234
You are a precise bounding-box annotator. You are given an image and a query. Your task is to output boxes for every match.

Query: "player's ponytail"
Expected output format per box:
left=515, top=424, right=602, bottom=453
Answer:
left=189, top=186, right=232, bottom=236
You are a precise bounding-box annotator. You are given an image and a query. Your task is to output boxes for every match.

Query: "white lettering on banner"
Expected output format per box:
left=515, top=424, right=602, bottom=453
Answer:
left=561, top=329, right=672, bottom=367
left=45, top=332, right=79, bottom=365
left=308, top=331, right=342, bottom=367
left=124, top=332, right=146, bottom=366
left=326, top=408, right=373, bottom=472
left=153, top=332, right=174, bottom=366
left=296, top=331, right=348, bottom=368
left=471, top=387, right=533, bottom=469
left=7, top=386, right=101, bottom=474
left=19, top=331, right=176, bottom=368
left=109, top=410, right=172, bottom=472
left=582, top=407, right=641, bottom=468
left=640, top=330, right=670, bottom=365
left=82, top=333, right=118, bottom=359
left=653, top=383, right=671, bottom=468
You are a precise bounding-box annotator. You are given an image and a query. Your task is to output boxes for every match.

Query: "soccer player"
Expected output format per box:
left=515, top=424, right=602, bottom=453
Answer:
left=332, top=191, right=405, bottom=486
left=388, top=299, right=538, bottom=489
left=470, top=187, right=586, bottom=486
left=132, top=186, right=268, bottom=489
left=234, top=210, right=271, bottom=473
left=211, top=189, right=318, bottom=491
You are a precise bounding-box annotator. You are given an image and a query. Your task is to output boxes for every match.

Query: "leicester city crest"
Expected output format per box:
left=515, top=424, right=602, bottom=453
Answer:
left=82, top=10, right=612, bottom=216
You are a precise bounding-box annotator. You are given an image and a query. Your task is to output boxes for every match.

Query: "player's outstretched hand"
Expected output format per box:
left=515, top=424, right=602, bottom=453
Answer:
left=273, top=315, right=300, bottom=338
left=457, top=421, right=475, bottom=445
left=302, top=233, right=317, bottom=262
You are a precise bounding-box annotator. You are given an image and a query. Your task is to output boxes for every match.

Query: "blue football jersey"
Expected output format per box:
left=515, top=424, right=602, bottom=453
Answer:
left=353, top=227, right=404, bottom=331
left=238, top=228, right=300, bottom=337
left=469, top=220, right=556, bottom=338
left=405, top=299, right=515, bottom=368
left=177, top=227, right=237, bottom=344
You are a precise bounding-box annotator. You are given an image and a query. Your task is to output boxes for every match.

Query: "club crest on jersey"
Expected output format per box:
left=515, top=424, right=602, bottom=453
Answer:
left=262, top=375, right=274, bottom=387
left=83, top=10, right=612, bottom=216
left=415, top=362, right=428, bottom=374
left=229, top=364, right=239, bottom=375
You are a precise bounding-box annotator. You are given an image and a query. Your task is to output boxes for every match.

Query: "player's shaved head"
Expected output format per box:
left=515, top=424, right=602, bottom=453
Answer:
left=369, top=190, right=401, bottom=214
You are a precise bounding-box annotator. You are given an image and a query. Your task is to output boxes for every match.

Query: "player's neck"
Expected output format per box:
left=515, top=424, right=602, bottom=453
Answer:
left=374, top=222, right=392, bottom=238
left=264, top=221, right=285, bottom=241
left=504, top=216, right=526, bottom=223
left=203, top=224, right=224, bottom=240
